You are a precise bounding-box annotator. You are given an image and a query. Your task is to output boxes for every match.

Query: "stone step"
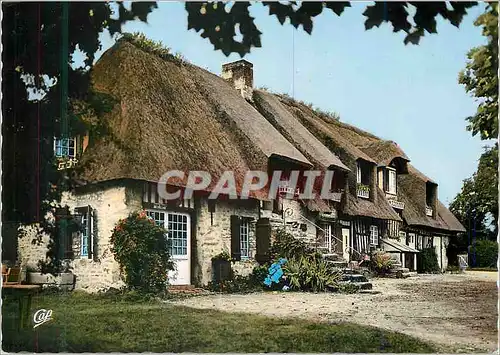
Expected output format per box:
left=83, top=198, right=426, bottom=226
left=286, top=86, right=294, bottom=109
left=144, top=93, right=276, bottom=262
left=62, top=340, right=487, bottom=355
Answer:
left=341, top=274, right=369, bottom=283
left=322, top=253, right=343, bottom=261
left=326, top=260, right=348, bottom=269
left=339, top=280, right=373, bottom=290
left=341, top=268, right=360, bottom=275
left=390, top=267, right=410, bottom=273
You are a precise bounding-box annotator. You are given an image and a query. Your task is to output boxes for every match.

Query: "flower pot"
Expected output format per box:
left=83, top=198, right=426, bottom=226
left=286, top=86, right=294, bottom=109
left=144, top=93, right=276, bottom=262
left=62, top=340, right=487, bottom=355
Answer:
left=212, top=260, right=232, bottom=283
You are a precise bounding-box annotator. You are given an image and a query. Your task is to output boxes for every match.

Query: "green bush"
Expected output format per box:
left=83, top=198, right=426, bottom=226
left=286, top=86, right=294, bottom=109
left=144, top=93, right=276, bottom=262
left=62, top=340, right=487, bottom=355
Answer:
left=283, top=252, right=341, bottom=292
left=206, top=270, right=263, bottom=294
left=417, top=248, right=440, bottom=273
left=268, top=230, right=343, bottom=292
left=270, top=228, right=313, bottom=260
left=110, top=210, right=175, bottom=294
left=471, top=240, right=498, bottom=268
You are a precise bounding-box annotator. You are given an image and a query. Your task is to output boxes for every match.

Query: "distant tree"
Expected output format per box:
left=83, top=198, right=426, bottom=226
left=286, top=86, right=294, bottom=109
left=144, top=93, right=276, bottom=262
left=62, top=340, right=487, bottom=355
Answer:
left=449, top=2, right=498, bottom=258
left=449, top=143, right=498, bottom=241
left=458, top=2, right=498, bottom=140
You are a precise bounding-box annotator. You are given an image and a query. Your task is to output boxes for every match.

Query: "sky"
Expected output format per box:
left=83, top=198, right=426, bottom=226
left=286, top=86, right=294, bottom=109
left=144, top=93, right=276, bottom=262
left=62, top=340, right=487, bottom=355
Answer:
left=82, top=1, right=493, bottom=207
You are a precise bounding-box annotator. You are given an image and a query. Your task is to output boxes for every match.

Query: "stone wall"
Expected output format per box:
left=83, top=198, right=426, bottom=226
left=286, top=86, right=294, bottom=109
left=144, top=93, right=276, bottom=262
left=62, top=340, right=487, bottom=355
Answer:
left=262, top=199, right=319, bottom=245
left=18, top=182, right=138, bottom=292
left=18, top=224, right=50, bottom=270
left=17, top=182, right=334, bottom=289
left=195, top=198, right=260, bottom=285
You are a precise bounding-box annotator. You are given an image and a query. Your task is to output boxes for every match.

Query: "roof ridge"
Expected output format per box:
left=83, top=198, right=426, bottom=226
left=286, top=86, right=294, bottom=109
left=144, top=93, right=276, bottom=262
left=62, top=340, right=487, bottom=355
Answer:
left=274, top=92, right=394, bottom=144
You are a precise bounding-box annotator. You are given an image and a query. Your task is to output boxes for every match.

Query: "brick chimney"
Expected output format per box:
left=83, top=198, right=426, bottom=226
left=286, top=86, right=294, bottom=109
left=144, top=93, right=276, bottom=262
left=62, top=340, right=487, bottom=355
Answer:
left=221, top=60, right=253, bottom=101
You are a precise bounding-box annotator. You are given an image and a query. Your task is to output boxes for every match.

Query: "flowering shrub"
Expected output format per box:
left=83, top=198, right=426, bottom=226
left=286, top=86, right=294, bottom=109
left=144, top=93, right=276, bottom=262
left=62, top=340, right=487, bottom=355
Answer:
left=110, top=210, right=175, bottom=294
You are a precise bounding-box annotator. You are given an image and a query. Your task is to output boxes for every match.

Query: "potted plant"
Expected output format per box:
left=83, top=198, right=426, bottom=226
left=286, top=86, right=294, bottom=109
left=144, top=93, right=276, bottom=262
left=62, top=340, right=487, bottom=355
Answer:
left=211, top=251, right=234, bottom=283
left=370, top=252, right=394, bottom=276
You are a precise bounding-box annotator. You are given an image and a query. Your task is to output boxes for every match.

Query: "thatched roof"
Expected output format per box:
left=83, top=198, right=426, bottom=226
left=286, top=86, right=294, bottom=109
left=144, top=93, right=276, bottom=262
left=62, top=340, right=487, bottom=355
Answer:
left=252, top=90, right=349, bottom=172
left=275, top=94, right=461, bottom=233
left=398, top=164, right=465, bottom=233
left=436, top=201, right=466, bottom=232
left=78, top=40, right=311, bottom=199
left=343, top=188, right=402, bottom=221
left=274, top=95, right=401, bottom=222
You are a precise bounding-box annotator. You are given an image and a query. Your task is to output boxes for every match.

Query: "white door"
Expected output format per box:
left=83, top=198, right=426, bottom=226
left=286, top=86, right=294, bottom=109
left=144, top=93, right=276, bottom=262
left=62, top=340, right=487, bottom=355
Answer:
left=146, top=211, right=191, bottom=285
left=341, top=228, right=350, bottom=261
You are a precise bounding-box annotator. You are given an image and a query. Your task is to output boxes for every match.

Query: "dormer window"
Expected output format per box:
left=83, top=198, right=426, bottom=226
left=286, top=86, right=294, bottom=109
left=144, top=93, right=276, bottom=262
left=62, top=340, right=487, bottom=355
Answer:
left=386, top=167, right=397, bottom=195
left=356, top=160, right=371, bottom=199
left=425, top=182, right=437, bottom=217
left=54, top=137, right=77, bottom=158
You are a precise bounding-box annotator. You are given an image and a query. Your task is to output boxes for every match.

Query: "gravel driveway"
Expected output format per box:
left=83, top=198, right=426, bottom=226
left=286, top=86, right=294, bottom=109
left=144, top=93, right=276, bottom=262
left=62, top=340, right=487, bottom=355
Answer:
left=170, top=272, right=497, bottom=352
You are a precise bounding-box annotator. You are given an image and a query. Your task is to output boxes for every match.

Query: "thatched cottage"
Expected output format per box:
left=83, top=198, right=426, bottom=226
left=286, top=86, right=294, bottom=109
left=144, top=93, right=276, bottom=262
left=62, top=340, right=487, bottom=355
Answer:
left=16, top=37, right=464, bottom=291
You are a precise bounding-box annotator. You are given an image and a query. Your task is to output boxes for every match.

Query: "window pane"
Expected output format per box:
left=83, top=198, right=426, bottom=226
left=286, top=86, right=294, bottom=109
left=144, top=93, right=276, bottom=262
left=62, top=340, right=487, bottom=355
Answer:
left=240, top=219, right=250, bottom=258
left=168, top=213, right=188, bottom=256
left=81, top=213, right=89, bottom=257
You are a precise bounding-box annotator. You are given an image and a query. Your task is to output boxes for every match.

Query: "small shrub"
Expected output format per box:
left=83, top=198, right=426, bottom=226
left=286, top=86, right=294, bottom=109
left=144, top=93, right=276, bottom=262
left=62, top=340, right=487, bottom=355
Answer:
left=269, top=230, right=342, bottom=292
left=417, top=248, right=440, bottom=273
left=270, top=228, right=313, bottom=260
left=471, top=239, right=498, bottom=268
left=206, top=271, right=262, bottom=294
left=249, top=264, right=269, bottom=286
left=120, top=32, right=189, bottom=65
left=370, top=252, right=394, bottom=276
left=110, top=210, right=175, bottom=295
left=283, top=253, right=341, bottom=292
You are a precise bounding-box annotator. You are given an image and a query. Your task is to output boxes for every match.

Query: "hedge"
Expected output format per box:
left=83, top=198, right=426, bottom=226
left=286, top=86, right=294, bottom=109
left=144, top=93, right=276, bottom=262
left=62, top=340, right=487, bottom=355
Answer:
left=417, top=247, right=440, bottom=273
left=469, top=240, right=498, bottom=268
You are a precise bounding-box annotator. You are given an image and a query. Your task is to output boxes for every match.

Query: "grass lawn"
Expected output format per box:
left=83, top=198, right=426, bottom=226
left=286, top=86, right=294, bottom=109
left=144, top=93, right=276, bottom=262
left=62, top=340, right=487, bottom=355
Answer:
left=3, top=291, right=436, bottom=353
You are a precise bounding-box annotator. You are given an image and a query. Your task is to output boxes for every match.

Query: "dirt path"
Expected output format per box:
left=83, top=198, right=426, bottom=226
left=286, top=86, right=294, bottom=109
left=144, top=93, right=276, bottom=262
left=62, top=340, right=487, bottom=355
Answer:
left=170, top=272, right=498, bottom=352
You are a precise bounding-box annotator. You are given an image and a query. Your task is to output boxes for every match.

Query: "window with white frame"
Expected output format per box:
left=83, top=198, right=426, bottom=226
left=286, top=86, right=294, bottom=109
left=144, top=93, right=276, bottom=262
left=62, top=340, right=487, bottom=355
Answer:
left=323, top=223, right=332, bottom=252
left=81, top=211, right=89, bottom=257
left=146, top=211, right=188, bottom=256
left=356, top=161, right=362, bottom=184
left=369, top=225, right=379, bottom=246
left=75, top=206, right=94, bottom=259
left=240, top=219, right=250, bottom=258
left=54, top=137, right=77, bottom=158
left=387, top=168, right=397, bottom=195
